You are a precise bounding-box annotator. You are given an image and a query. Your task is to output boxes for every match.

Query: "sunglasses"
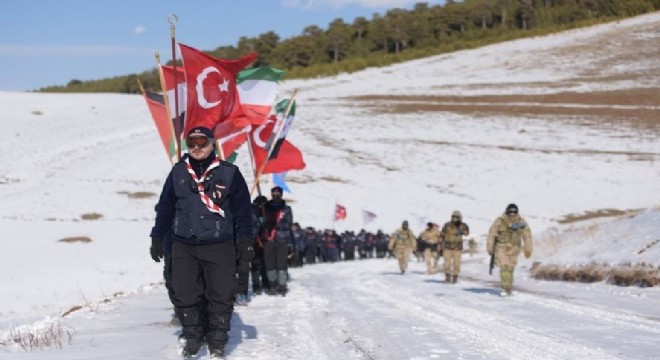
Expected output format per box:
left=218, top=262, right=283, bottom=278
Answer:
left=186, top=136, right=210, bottom=149
left=506, top=210, right=518, bottom=215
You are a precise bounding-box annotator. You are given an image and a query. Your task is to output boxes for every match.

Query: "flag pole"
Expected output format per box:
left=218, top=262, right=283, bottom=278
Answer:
left=166, top=14, right=182, bottom=161
left=245, top=133, right=262, bottom=196
left=249, top=89, right=298, bottom=196
left=137, top=77, right=174, bottom=167
left=215, top=139, right=226, bottom=160
left=155, top=52, right=178, bottom=164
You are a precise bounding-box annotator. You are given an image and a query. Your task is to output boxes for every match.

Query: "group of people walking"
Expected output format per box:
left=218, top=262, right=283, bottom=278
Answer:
left=388, top=204, right=533, bottom=296
left=388, top=210, right=470, bottom=283
left=146, top=126, right=533, bottom=358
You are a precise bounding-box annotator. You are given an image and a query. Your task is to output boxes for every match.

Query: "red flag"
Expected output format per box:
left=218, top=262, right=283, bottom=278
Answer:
left=140, top=90, right=177, bottom=164
left=159, top=64, right=186, bottom=140
left=179, top=43, right=256, bottom=136
left=335, top=204, right=347, bottom=221
left=213, top=116, right=250, bottom=157
left=249, top=115, right=305, bottom=174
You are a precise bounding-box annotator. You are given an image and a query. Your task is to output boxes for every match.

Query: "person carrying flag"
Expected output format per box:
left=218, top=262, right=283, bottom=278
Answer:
left=149, top=126, right=254, bottom=358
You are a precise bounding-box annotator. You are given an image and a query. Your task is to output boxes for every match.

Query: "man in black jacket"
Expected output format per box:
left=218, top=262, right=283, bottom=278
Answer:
left=264, top=186, right=293, bottom=295
left=149, top=126, right=253, bottom=358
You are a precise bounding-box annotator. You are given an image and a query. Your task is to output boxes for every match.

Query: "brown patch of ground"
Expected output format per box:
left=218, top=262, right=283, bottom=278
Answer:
left=118, top=191, right=156, bottom=199
left=531, top=262, right=660, bottom=287
left=375, top=138, right=660, bottom=160
left=58, top=236, right=92, bottom=243
left=349, top=88, right=660, bottom=131
left=556, top=208, right=642, bottom=224
left=80, top=213, right=103, bottom=220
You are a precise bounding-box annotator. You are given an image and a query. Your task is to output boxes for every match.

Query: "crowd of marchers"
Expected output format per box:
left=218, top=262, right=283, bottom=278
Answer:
left=147, top=126, right=533, bottom=359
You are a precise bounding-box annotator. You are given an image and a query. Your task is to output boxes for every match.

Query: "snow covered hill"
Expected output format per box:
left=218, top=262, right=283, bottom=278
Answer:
left=1, top=11, right=659, bottom=359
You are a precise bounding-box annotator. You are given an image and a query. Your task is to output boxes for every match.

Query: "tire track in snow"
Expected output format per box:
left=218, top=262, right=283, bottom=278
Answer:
left=347, top=269, right=619, bottom=360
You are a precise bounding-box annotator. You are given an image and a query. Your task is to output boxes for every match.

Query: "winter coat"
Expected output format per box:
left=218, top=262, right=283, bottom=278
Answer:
left=264, top=199, right=294, bottom=245
left=150, top=153, right=253, bottom=245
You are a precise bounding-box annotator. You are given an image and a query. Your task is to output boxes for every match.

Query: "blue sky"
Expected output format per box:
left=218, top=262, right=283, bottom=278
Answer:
left=0, top=0, right=445, bottom=91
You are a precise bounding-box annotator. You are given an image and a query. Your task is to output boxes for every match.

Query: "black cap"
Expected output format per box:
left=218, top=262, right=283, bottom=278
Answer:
left=271, top=186, right=283, bottom=193
left=506, top=203, right=519, bottom=213
left=187, top=126, right=214, bottom=139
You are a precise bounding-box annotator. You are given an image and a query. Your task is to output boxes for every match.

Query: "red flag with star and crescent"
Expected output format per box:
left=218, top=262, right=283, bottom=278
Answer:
left=335, top=204, right=347, bottom=221
left=178, top=43, right=256, bottom=136
left=249, top=114, right=305, bottom=174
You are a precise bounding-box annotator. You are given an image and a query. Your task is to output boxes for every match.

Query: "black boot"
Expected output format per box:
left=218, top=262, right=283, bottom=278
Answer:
left=267, top=281, right=279, bottom=295
left=277, top=284, right=288, bottom=297
left=176, top=306, right=204, bottom=357
left=206, top=312, right=231, bottom=359
left=209, top=346, right=226, bottom=358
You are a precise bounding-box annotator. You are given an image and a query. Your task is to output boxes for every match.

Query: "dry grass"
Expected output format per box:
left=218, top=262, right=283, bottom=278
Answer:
left=348, top=88, right=660, bottom=131
left=0, top=322, right=75, bottom=351
left=557, top=208, right=641, bottom=224
left=80, top=213, right=103, bottom=220
left=117, top=191, right=156, bottom=199
left=58, top=236, right=92, bottom=243
left=531, top=262, right=660, bottom=287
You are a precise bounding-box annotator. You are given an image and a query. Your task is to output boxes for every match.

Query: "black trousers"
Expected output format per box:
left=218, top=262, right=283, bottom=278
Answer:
left=171, top=240, right=236, bottom=316
left=264, top=241, right=288, bottom=271
left=163, top=253, right=175, bottom=305
left=250, top=247, right=267, bottom=291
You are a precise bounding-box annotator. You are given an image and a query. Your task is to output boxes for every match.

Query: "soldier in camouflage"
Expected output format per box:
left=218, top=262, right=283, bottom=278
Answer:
left=487, top=203, right=532, bottom=297
left=419, top=222, right=441, bottom=274
left=388, top=220, right=416, bottom=274
left=440, top=211, right=470, bottom=283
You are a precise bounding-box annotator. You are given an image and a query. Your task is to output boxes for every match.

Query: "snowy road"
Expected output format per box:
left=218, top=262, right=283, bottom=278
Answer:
left=5, top=257, right=658, bottom=360
left=230, top=258, right=659, bottom=360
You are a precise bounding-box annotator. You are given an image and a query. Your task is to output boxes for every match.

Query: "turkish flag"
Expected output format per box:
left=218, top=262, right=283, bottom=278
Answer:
left=249, top=115, right=305, bottom=174
left=214, top=116, right=250, bottom=157
left=335, top=204, right=347, bottom=221
left=179, top=43, right=256, bottom=136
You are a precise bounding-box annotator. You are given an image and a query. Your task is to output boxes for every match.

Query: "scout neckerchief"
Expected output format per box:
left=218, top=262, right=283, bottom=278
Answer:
left=268, top=209, right=285, bottom=241
left=184, top=157, right=225, bottom=217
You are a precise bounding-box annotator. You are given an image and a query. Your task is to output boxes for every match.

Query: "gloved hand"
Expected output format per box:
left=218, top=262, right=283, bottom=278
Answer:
left=236, top=238, right=255, bottom=273
left=524, top=249, right=532, bottom=259
left=150, top=238, right=164, bottom=262
left=487, top=247, right=494, bottom=256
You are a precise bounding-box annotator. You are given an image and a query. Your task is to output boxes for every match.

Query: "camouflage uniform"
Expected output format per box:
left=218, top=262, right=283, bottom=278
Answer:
left=388, top=222, right=416, bottom=274
left=487, top=204, right=532, bottom=295
left=440, top=211, right=470, bottom=283
left=419, top=225, right=441, bottom=274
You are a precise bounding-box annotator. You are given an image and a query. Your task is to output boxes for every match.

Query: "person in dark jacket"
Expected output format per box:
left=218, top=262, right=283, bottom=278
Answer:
left=250, top=195, right=269, bottom=295
left=263, top=186, right=294, bottom=295
left=304, top=227, right=318, bottom=264
left=149, top=126, right=254, bottom=358
left=291, top=223, right=307, bottom=267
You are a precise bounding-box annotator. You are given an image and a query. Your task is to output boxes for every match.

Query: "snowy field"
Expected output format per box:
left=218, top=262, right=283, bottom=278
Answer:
left=1, top=12, right=659, bottom=359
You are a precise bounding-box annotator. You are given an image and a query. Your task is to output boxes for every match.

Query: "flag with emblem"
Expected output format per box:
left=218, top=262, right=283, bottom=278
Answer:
left=179, top=43, right=256, bottom=136
left=335, top=204, right=347, bottom=221
left=249, top=114, right=305, bottom=174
